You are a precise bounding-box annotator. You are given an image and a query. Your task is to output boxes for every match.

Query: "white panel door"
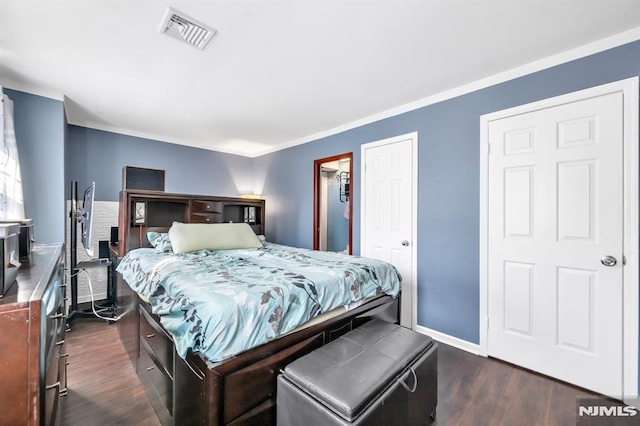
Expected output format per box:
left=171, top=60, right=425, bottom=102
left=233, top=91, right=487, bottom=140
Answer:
left=487, top=91, right=624, bottom=396
left=362, top=135, right=416, bottom=328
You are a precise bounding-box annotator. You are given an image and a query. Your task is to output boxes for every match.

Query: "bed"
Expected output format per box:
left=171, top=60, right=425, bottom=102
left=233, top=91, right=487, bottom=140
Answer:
left=115, top=190, right=402, bottom=425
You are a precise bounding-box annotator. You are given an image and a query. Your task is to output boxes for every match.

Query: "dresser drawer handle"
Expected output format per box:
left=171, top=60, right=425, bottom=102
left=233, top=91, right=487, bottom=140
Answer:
left=206, top=205, right=210, bottom=209
left=60, top=324, right=70, bottom=396
left=50, top=313, right=67, bottom=320
left=61, top=360, right=69, bottom=396
left=146, top=333, right=156, bottom=339
left=56, top=340, right=65, bottom=346
left=146, top=366, right=155, bottom=372
left=46, top=381, right=60, bottom=391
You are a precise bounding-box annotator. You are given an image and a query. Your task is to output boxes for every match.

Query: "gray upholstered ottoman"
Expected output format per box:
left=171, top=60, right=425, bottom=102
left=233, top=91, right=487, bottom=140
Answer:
left=277, top=320, right=438, bottom=425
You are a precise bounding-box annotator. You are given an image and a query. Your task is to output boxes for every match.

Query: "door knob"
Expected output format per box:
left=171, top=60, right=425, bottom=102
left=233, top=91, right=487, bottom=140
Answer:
left=601, top=255, right=617, bottom=267
left=401, top=240, right=409, bottom=247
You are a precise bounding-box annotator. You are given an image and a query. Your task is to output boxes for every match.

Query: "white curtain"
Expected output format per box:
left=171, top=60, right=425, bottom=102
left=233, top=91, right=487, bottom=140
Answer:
left=0, top=88, right=25, bottom=220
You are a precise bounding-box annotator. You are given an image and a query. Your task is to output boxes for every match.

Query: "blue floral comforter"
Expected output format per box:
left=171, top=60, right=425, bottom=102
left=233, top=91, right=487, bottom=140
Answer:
left=117, top=242, right=401, bottom=363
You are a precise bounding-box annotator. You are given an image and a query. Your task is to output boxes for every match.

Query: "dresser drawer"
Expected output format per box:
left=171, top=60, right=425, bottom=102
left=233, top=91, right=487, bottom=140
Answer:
left=189, top=212, right=222, bottom=223
left=139, top=336, right=174, bottom=419
left=44, top=350, right=60, bottom=425
left=42, top=278, right=64, bottom=359
left=140, top=307, right=173, bottom=378
left=227, top=398, right=275, bottom=426
left=191, top=200, right=223, bottom=213
left=223, top=332, right=324, bottom=424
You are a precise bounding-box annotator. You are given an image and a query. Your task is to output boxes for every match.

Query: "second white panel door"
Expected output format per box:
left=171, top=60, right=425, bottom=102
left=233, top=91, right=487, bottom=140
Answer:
left=362, top=135, right=415, bottom=328
left=487, top=91, right=624, bottom=396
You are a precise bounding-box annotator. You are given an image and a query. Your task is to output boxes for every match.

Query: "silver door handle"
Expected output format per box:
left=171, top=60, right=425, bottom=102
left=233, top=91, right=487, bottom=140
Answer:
left=401, top=240, right=409, bottom=247
left=601, top=255, right=617, bottom=267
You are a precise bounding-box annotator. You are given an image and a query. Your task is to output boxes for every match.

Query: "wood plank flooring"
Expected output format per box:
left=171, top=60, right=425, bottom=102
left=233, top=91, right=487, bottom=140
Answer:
left=433, top=341, right=600, bottom=426
left=61, top=319, right=160, bottom=426
left=60, top=320, right=602, bottom=426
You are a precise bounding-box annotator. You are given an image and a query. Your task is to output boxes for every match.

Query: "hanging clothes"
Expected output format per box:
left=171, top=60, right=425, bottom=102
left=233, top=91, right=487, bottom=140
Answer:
left=343, top=198, right=349, bottom=220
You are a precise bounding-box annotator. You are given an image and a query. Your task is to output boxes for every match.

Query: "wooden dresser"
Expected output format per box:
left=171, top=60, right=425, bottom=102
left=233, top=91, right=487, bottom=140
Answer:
left=0, top=243, right=66, bottom=425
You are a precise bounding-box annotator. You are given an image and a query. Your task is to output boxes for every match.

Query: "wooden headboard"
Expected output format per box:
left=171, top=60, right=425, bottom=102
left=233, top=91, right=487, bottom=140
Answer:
left=117, top=190, right=265, bottom=255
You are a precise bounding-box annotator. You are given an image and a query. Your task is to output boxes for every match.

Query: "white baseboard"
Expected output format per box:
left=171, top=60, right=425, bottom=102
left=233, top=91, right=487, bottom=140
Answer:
left=415, top=325, right=481, bottom=355
left=626, top=397, right=640, bottom=410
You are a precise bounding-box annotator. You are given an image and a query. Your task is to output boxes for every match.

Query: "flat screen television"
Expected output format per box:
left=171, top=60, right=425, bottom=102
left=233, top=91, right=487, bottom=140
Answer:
left=80, top=182, right=95, bottom=257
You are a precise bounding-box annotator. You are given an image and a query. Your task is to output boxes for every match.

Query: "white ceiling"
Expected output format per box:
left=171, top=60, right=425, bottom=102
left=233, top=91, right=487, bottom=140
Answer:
left=1, top=1, right=638, bottom=157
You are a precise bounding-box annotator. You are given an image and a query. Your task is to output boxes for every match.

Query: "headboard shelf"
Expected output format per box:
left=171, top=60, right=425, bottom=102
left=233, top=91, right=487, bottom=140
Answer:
left=118, top=190, right=266, bottom=254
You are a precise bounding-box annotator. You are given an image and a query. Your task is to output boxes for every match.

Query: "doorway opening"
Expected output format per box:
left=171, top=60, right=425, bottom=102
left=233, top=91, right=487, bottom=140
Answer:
left=313, top=153, right=353, bottom=254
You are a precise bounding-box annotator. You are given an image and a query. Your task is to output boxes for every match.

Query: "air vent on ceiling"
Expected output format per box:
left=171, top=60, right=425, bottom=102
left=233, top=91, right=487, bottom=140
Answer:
left=159, top=7, right=217, bottom=50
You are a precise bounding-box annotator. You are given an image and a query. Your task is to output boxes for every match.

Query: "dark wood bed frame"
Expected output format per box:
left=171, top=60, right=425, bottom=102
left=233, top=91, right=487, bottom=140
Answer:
left=115, top=190, right=400, bottom=425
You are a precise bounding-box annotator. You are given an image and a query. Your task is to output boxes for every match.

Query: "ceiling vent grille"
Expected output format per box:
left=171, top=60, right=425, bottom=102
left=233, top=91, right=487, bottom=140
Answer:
left=159, top=7, right=217, bottom=50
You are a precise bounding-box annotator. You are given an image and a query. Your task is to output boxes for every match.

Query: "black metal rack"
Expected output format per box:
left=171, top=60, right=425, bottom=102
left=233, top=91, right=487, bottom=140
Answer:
left=66, top=181, right=116, bottom=328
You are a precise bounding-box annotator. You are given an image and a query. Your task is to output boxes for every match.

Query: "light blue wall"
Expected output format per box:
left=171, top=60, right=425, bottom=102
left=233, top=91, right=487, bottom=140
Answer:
left=2, top=92, right=253, bottom=240
left=4, top=89, right=65, bottom=244
left=254, top=41, right=640, bottom=347
left=256, top=144, right=365, bottom=250
left=66, top=125, right=253, bottom=202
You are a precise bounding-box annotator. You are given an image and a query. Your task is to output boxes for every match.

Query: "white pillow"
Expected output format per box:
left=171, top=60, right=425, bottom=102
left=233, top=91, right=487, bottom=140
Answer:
left=168, top=222, right=263, bottom=254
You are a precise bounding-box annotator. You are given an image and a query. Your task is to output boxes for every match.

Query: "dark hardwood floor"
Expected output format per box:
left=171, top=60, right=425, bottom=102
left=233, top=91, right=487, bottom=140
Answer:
left=60, top=320, right=602, bottom=426
left=61, top=319, right=160, bottom=426
left=433, top=343, right=600, bottom=426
